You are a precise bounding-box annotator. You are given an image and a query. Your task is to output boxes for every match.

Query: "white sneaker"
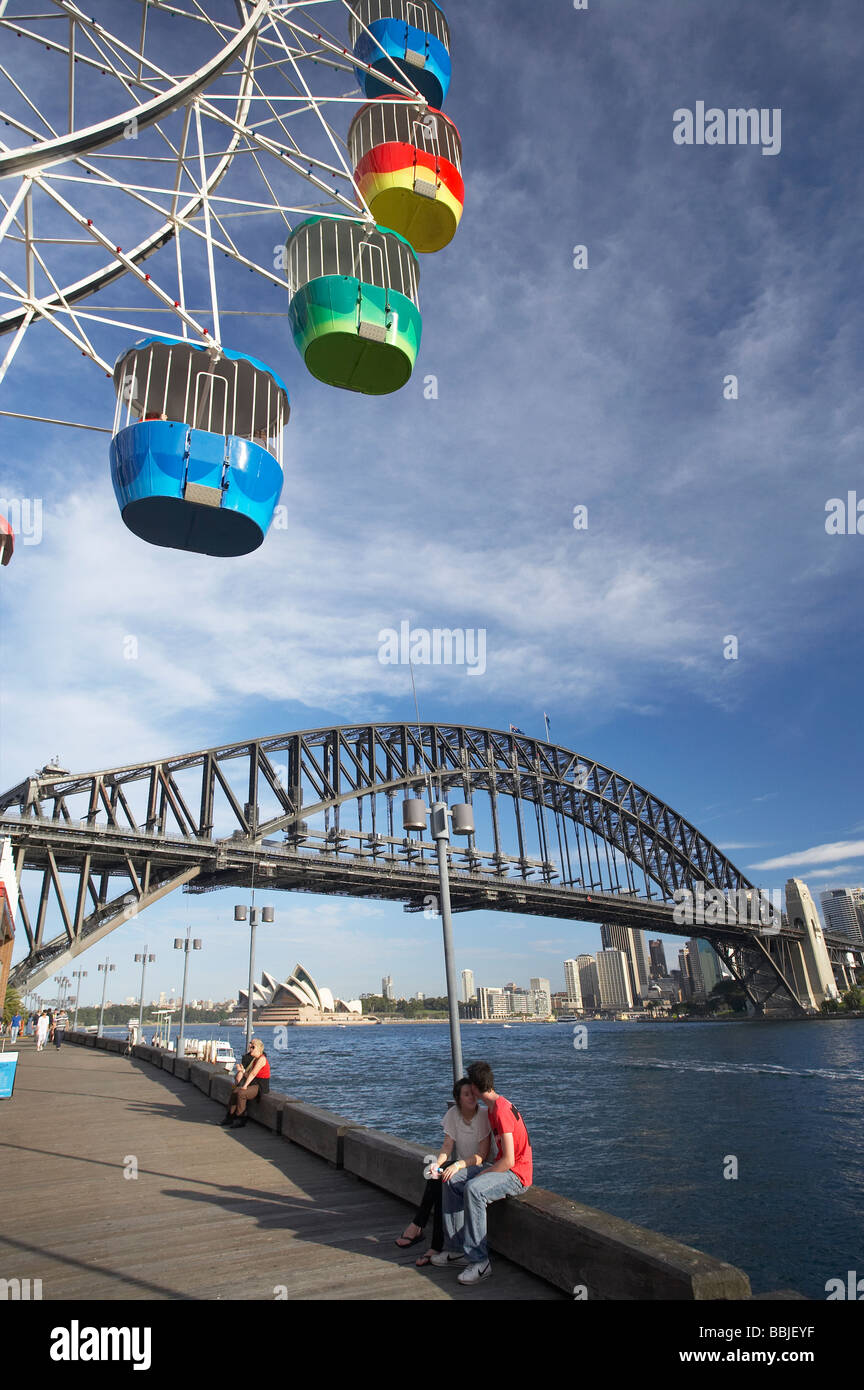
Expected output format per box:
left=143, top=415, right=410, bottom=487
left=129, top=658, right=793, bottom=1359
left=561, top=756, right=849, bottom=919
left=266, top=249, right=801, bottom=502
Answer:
left=458, top=1260, right=492, bottom=1285
left=429, top=1250, right=466, bottom=1267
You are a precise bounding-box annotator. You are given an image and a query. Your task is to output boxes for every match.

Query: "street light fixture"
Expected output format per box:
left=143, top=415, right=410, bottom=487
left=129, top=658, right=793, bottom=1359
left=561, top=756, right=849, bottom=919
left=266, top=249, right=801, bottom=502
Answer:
left=173, top=928, right=202, bottom=1058
left=71, top=970, right=87, bottom=1030
left=403, top=795, right=475, bottom=1083
left=134, top=949, right=156, bottom=1033
left=96, top=959, right=116, bottom=1037
left=234, top=901, right=274, bottom=1048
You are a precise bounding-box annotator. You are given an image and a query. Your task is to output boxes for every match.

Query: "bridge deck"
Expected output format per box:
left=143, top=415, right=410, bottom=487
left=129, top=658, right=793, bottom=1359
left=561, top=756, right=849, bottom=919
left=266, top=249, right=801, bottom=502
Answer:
left=0, top=1039, right=563, bottom=1302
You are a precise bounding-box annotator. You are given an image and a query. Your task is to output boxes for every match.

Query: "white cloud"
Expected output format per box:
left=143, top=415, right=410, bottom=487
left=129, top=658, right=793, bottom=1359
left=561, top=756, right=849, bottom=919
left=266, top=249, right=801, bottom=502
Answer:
left=750, top=842, right=864, bottom=871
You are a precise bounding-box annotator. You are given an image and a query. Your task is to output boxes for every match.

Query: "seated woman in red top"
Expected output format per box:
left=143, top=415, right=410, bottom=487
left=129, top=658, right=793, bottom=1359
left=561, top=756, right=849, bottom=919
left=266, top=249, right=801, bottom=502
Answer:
left=220, top=1037, right=270, bottom=1129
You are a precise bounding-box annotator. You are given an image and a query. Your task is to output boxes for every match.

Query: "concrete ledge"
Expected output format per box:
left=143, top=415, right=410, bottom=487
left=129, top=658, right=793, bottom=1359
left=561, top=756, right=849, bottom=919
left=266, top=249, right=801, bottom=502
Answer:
left=484, top=1187, right=752, bottom=1301
left=343, top=1126, right=427, bottom=1205
left=160, top=1053, right=176, bottom=1074
left=104, top=1038, right=124, bottom=1054
left=281, top=1101, right=365, bottom=1167
left=133, top=1044, right=162, bottom=1066
left=173, top=1058, right=192, bottom=1081
left=249, top=1091, right=295, bottom=1133
left=190, top=1061, right=222, bottom=1096
left=210, top=1074, right=232, bottom=1106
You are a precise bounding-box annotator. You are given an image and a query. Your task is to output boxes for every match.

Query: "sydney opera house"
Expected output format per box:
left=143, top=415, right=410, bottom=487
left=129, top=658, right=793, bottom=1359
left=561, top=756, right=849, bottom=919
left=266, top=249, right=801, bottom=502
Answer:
left=237, top=963, right=362, bottom=1024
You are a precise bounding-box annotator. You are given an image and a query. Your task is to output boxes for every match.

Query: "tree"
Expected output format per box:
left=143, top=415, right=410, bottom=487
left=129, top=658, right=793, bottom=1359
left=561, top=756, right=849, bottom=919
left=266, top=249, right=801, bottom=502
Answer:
left=840, top=986, right=864, bottom=1013
left=709, top=979, right=748, bottom=1014
left=3, top=985, right=22, bottom=1025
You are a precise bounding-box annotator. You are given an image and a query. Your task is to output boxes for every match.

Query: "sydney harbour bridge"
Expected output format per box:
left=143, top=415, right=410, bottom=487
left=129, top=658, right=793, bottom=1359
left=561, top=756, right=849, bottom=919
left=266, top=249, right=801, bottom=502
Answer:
left=1, top=723, right=859, bottom=1016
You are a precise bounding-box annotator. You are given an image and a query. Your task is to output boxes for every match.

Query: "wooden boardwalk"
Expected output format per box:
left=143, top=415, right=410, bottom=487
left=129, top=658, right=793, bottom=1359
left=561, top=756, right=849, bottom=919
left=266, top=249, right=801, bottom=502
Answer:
left=0, top=1039, right=564, bottom=1302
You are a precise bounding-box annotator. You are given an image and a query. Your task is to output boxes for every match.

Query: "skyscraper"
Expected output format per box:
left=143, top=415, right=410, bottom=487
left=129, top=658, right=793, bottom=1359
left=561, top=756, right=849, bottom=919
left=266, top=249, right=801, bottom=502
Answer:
left=600, top=923, right=650, bottom=1002
left=461, top=968, right=475, bottom=1002
left=596, top=949, right=633, bottom=1011
left=820, top=889, right=864, bottom=947
left=381, top=975, right=394, bottom=1001
left=786, top=879, right=839, bottom=1004
left=649, top=939, right=668, bottom=979
left=530, top=977, right=552, bottom=1015
left=576, top=955, right=599, bottom=1011
left=564, top=959, right=582, bottom=1007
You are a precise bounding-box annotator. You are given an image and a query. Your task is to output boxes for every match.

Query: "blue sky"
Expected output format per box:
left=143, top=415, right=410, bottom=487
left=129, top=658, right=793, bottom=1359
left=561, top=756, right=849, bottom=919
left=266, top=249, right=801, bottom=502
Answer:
left=1, top=0, right=862, bottom=1007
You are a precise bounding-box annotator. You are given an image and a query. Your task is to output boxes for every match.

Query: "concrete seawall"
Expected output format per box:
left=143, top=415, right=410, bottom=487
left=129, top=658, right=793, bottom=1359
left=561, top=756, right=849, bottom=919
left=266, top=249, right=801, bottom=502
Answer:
left=65, top=1032, right=773, bottom=1300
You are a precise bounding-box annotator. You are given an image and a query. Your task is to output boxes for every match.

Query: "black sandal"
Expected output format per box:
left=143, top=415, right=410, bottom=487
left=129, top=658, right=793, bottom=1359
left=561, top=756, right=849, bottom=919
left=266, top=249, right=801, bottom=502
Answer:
left=395, top=1230, right=424, bottom=1249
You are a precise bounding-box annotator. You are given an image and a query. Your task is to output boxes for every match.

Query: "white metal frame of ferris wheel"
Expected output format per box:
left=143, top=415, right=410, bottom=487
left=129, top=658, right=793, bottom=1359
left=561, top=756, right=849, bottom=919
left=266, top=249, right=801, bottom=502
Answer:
left=0, top=0, right=428, bottom=410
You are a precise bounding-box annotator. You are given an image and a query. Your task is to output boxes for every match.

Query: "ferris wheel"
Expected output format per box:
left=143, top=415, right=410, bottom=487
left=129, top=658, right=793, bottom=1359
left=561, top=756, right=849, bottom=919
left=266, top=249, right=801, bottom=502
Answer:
left=0, top=0, right=464, bottom=557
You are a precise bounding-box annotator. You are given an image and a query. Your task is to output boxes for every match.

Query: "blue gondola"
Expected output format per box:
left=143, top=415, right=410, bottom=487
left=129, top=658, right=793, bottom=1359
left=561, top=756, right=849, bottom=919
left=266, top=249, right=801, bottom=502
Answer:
left=349, top=1, right=451, bottom=111
left=109, top=337, right=289, bottom=557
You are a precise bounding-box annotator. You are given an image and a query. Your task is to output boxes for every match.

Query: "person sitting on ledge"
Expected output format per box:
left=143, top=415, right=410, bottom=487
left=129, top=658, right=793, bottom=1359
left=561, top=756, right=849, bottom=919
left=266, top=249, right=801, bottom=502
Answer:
left=435, top=1059, right=533, bottom=1286
left=220, top=1037, right=270, bottom=1129
left=396, top=1075, right=491, bottom=1264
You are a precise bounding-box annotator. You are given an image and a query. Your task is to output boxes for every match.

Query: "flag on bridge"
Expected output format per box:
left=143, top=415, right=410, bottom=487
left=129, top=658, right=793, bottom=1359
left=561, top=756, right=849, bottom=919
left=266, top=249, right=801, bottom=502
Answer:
left=509, top=723, right=525, bottom=735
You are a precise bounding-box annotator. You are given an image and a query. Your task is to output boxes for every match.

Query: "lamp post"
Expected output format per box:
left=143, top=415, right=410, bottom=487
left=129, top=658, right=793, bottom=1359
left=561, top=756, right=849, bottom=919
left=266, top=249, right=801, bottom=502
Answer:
left=134, top=948, right=156, bottom=1032
left=234, top=901, right=274, bottom=1048
left=56, top=975, right=70, bottom=1009
left=96, top=959, right=115, bottom=1037
left=403, top=795, right=475, bottom=1084
left=71, top=970, right=87, bottom=1030
left=174, top=928, right=202, bottom=1057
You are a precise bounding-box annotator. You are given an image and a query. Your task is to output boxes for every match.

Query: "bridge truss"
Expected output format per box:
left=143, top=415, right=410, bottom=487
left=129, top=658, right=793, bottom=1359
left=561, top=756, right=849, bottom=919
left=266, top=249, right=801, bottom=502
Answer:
left=1, top=724, right=857, bottom=1013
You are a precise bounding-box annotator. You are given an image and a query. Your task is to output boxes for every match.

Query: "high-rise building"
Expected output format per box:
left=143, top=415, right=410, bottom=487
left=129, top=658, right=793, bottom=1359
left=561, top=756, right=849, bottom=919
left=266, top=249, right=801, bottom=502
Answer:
left=461, top=968, right=475, bottom=1003
left=530, top=977, right=552, bottom=1015
left=820, top=889, right=864, bottom=947
left=678, top=948, right=693, bottom=999
left=477, top=986, right=507, bottom=1020
left=686, top=938, right=723, bottom=998
left=564, top=959, right=582, bottom=1008
left=649, top=939, right=668, bottom=979
left=381, top=975, right=394, bottom=1001
left=596, top=949, right=633, bottom=1011
left=576, top=955, right=599, bottom=1011
left=601, top=924, right=650, bottom=1001
left=786, top=879, right=839, bottom=1004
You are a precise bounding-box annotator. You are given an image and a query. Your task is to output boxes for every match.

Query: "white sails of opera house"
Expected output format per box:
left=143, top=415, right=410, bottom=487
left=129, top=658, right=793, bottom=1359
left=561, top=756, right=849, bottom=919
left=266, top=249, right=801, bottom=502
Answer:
left=238, top=963, right=362, bottom=1024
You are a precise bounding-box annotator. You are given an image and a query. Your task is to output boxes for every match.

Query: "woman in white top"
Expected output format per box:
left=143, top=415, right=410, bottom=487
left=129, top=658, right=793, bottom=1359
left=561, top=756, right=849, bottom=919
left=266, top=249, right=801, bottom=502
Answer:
left=396, top=1076, right=491, bottom=1266
left=35, top=1010, right=49, bottom=1051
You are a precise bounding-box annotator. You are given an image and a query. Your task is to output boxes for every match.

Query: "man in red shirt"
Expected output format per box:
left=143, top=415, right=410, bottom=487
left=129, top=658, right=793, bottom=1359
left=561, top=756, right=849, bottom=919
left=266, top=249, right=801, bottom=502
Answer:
left=435, top=1060, right=532, bottom=1285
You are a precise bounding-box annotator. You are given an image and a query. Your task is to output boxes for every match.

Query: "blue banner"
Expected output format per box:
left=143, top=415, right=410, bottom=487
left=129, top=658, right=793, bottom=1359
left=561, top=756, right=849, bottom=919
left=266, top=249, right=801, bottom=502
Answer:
left=0, top=1051, right=19, bottom=1099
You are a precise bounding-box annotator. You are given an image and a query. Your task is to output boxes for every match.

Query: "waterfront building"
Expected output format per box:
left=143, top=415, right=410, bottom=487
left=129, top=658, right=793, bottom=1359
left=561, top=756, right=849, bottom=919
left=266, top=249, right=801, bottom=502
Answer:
left=461, top=968, right=475, bottom=1002
left=530, top=976, right=552, bottom=1015
left=649, top=939, right=668, bottom=979
left=678, top=948, right=693, bottom=999
left=820, top=888, right=864, bottom=947
left=600, top=923, right=650, bottom=1001
left=238, top=964, right=362, bottom=1023
left=786, top=879, right=839, bottom=1004
left=382, top=975, right=394, bottom=1001
left=576, top=955, right=599, bottom=1011
left=596, top=949, right=633, bottom=1011
left=477, top=985, right=507, bottom=1019
left=564, top=958, right=583, bottom=1010
left=687, top=938, right=723, bottom=998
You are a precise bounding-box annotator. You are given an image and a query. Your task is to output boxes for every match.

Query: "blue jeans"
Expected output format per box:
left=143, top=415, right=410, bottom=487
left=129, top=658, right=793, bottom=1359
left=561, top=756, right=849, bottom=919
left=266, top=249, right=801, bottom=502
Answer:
left=441, top=1165, right=524, bottom=1265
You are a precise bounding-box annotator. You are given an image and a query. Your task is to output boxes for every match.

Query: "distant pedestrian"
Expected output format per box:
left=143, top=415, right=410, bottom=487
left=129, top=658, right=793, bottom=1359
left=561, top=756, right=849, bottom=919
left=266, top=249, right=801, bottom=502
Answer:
left=53, top=1007, right=69, bottom=1049
left=9, top=1012, right=21, bottom=1043
left=437, top=1060, right=533, bottom=1287
left=35, top=1010, right=49, bottom=1051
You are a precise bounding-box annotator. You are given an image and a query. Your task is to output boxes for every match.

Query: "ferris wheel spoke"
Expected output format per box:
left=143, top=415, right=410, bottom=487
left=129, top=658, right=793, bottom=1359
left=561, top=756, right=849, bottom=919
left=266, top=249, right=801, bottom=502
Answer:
left=0, top=0, right=268, bottom=177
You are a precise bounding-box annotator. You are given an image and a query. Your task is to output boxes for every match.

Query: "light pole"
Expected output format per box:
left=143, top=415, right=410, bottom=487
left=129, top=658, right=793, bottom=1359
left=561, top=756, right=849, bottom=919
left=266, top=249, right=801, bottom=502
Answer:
left=134, top=949, right=155, bottom=1031
left=402, top=795, right=475, bottom=1084
left=71, top=970, right=87, bottom=1030
left=174, top=928, right=202, bottom=1057
left=235, top=901, right=274, bottom=1048
left=96, top=959, right=116, bottom=1037
left=56, top=976, right=70, bottom=1009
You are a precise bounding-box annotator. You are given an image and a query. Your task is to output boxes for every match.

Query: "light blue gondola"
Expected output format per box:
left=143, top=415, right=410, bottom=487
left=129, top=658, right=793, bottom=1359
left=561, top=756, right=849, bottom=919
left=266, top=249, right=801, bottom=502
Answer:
left=349, top=1, right=451, bottom=111
left=109, top=337, right=289, bottom=557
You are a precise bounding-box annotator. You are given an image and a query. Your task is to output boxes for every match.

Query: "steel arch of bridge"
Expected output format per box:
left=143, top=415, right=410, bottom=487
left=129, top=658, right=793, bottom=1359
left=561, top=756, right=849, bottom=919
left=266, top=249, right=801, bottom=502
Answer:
left=0, top=723, right=849, bottom=1012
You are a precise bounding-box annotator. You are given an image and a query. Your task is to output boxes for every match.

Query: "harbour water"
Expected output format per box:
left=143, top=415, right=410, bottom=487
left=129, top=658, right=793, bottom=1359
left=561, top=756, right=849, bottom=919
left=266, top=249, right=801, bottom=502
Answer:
left=113, top=1016, right=864, bottom=1299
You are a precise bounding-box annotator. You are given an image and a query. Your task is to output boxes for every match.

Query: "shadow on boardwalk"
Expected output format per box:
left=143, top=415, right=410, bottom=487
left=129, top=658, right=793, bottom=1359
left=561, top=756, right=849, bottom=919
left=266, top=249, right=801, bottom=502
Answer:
left=1, top=1041, right=563, bottom=1302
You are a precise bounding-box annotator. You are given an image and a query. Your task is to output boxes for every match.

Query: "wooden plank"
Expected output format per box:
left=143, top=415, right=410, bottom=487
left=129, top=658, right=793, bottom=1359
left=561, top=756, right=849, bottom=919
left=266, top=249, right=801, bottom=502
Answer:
left=0, top=1040, right=564, bottom=1302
